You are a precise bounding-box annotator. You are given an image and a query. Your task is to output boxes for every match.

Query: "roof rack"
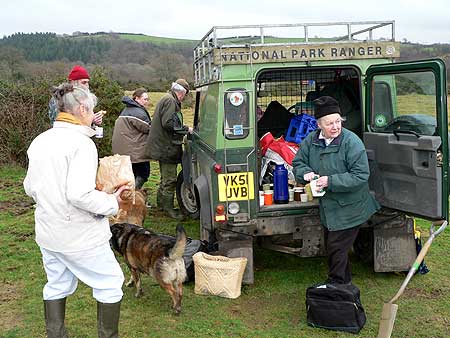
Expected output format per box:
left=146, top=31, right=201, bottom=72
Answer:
left=193, top=21, right=396, bottom=86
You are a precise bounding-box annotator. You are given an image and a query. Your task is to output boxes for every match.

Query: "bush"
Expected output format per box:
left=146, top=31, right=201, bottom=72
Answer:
left=0, top=67, right=123, bottom=167
left=0, top=78, right=53, bottom=166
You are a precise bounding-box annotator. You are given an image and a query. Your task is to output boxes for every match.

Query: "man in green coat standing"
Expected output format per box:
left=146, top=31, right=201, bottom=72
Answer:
left=145, top=79, right=192, bottom=220
left=293, top=96, right=380, bottom=284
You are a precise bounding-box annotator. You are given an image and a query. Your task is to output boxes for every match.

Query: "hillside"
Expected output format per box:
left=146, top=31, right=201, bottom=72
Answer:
left=0, top=32, right=449, bottom=90
left=0, top=32, right=197, bottom=89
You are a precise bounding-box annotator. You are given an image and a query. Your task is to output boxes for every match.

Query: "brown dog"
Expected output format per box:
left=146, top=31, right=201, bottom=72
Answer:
left=109, top=189, right=148, bottom=227
left=110, top=223, right=187, bottom=314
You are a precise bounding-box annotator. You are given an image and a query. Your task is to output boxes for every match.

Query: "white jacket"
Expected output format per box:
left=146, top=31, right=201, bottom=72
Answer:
left=24, top=122, right=119, bottom=253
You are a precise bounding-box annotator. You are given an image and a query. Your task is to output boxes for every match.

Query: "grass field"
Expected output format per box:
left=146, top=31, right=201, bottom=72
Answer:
left=117, top=34, right=196, bottom=45
left=1, top=94, right=450, bottom=337
left=1, top=165, right=450, bottom=338
left=81, top=33, right=196, bottom=45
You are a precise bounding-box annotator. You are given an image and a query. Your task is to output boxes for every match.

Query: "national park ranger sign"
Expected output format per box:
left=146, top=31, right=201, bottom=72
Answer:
left=215, top=42, right=400, bottom=64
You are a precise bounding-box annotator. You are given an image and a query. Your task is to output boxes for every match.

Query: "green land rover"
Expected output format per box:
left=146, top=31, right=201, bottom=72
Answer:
left=176, top=21, right=448, bottom=283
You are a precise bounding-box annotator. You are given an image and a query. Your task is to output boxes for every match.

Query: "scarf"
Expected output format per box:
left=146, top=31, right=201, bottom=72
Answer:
left=55, top=112, right=82, bottom=125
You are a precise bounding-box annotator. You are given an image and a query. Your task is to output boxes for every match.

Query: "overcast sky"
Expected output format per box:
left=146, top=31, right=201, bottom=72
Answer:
left=1, top=0, right=449, bottom=44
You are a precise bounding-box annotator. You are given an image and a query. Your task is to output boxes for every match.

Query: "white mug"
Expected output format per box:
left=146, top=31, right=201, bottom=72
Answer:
left=94, top=126, right=104, bottom=138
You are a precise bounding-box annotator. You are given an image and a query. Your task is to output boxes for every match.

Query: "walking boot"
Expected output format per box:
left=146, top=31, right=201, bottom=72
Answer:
left=97, top=301, right=121, bottom=338
left=161, top=193, right=184, bottom=220
left=156, top=190, right=163, bottom=211
left=44, top=298, right=68, bottom=338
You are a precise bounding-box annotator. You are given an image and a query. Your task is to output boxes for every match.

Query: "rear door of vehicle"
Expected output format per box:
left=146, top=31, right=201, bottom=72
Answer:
left=364, top=59, right=448, bottom=220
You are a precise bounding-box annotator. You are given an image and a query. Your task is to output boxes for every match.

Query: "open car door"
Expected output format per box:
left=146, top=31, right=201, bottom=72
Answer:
left=364, top=59, right=448, bottom=221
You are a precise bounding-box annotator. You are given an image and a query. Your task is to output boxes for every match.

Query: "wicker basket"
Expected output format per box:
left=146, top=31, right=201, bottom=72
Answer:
left=193, top=252, right=248, bottom=299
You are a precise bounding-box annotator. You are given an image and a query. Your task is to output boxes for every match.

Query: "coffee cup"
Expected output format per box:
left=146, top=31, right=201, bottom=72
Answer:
left=264, top=190, right=273, bottom=205
left=94, top=126, right=103, bottom=138
left=288, top=188, right=294, bottom=202
left=259, top=191, right=265, bottom=206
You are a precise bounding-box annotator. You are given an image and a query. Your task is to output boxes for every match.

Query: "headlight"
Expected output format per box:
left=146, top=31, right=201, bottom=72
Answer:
left=228, top=202, right=240, bottom=215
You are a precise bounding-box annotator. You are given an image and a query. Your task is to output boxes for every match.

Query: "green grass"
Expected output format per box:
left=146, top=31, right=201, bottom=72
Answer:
left=85, top=33, right=197, bottom=46
left=1, top=164, right=450, bottom=338
left=118, top=34, right=196, bottom=45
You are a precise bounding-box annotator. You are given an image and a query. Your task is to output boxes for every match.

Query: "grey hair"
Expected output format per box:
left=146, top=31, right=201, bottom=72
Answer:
left=171, top=82, right=187, bottom=94
left=52, top=83, right=97, bottom=116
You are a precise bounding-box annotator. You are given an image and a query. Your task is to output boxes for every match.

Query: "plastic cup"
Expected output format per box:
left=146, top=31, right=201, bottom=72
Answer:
left=289, top=189, right=294, bottom=202
left=264, top=190, right=273, bottom=205
left=259, top=191, right=265, bottom=206
left=300, top=193, right=308, bottom=203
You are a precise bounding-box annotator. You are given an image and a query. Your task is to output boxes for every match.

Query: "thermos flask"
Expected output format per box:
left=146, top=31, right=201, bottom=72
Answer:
left=273, top=163, right=289, bottom=204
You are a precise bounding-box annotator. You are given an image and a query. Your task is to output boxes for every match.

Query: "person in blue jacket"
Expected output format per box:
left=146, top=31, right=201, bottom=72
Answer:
left=293, top=96, right=380, bottom=284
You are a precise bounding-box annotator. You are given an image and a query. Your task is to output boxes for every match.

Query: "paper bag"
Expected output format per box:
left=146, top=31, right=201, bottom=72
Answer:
left=96, top=154, right=135, bottom=210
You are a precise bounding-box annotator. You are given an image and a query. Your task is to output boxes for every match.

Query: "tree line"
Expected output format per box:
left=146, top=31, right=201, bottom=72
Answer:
left=0, top=32, right=196, bottom=89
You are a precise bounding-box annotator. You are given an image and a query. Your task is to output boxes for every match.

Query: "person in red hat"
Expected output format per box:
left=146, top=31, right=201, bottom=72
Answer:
left=48, top=65, right=105, bottom=126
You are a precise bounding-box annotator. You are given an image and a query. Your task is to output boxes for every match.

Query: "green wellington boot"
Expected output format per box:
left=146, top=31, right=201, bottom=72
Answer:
left=44, top=298, right=69, bottom=338
left=161, top=193, right=184, bottom=220
left=156, top=190, right=164, bottom=211
left=97, top=301, right=121, bottom=338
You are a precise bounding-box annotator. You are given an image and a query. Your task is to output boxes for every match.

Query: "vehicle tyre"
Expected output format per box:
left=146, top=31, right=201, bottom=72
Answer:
left=176, top=170, right=200, bottom=219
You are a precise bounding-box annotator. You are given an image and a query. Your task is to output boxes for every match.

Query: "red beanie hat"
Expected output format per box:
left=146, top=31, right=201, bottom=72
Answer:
left=68, top=65, right=90, bottom=81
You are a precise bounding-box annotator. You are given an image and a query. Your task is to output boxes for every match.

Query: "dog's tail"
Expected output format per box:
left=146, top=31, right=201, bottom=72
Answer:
left=169, top=224, right=187, bottom=259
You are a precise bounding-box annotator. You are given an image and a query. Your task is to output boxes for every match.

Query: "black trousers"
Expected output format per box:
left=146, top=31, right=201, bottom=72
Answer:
left=323, top=225, right=361, bottom=284
left=132, top=162, right=150, bottom=186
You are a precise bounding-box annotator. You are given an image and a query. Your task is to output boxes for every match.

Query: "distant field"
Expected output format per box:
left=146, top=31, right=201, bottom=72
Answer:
left=87, top=33, right=197, bottom=45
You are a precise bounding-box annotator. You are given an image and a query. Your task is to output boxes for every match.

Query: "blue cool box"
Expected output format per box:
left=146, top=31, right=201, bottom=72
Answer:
left=285, top=113, right=317, bottom=144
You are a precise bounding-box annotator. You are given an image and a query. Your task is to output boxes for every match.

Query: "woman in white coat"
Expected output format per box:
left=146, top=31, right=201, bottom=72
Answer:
left=24, top=83, right=129, bottom=338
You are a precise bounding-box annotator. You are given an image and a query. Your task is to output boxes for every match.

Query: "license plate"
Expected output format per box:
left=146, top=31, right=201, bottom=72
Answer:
left=218, top=172, right=254, bottom=201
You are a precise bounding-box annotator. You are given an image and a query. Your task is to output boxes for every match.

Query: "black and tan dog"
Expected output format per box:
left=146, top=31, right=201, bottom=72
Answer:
left=110, top=223, right=187, bottom=314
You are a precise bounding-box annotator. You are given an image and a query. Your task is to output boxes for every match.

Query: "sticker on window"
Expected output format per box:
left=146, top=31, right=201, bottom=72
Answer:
left=233, top=125, right=243, bottom=136
left=229, top=92, right=244, bottom=106
left=375, top=114, right=387, bottom=127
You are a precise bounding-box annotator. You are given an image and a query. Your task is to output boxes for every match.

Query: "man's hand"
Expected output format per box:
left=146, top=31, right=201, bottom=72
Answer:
left=315, top=176, right=329, bottom=191
left=303, top=172, right=318, bottom=182
left=93, top=110, right=106, bottom=125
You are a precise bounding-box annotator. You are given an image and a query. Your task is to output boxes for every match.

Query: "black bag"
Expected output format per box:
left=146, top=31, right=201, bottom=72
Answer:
left=156, top=235, right=209, bottom=283
left=306, top=282, right=366, bottom=334
left=183, top=238, right=208, bottom=282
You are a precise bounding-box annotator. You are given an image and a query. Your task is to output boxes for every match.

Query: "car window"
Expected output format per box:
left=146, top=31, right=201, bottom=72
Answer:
left=224, top=89, right=249, bottom=139
left=371, top=71, right=437, bottom=136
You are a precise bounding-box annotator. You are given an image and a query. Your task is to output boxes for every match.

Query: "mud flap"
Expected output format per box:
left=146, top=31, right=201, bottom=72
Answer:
left=374, top=217, right=417, bottom=272
left=216, top=230, right=254, bottom=284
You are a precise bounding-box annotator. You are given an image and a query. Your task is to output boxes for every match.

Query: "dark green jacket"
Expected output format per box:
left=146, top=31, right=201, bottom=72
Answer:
left=145, top=91, right=189, bottom=163
left=293, top=128, right=380, bottom=231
